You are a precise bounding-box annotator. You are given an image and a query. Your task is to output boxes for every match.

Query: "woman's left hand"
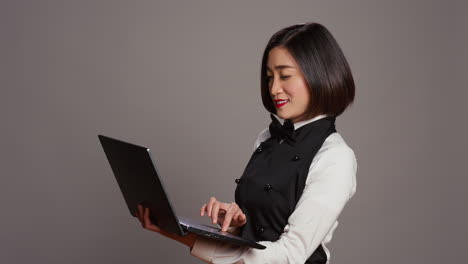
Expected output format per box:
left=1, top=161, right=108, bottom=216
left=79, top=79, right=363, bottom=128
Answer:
left=200, top=197, right=247, bottom=232
left=135, top=204, right=162, bottom=233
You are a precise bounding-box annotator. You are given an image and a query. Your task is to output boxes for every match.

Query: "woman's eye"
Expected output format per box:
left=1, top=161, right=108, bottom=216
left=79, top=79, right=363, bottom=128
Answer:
left=266, top=75, right=290, bottom=82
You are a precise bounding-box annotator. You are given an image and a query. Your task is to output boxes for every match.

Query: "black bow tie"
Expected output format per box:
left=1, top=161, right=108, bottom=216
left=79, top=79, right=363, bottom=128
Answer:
left=268, top=114, right=296, bottom=145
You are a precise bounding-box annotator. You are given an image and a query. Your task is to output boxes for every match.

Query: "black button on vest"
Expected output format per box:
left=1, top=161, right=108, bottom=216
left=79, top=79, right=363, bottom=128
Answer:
left=235, top=116, right=337, bottom=264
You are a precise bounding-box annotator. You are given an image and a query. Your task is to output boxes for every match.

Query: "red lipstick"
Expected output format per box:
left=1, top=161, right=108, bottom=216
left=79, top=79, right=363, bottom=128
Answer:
left=274, top=99, right=289, bottom=108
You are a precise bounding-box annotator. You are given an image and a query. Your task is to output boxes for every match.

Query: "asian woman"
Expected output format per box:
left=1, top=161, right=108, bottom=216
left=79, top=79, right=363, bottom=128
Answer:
left=136, top=22, right=357, bottom=264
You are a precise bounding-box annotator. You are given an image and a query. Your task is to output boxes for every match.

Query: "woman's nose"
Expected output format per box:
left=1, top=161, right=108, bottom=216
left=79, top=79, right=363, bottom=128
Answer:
left=270, top=78, right=283, bottom=95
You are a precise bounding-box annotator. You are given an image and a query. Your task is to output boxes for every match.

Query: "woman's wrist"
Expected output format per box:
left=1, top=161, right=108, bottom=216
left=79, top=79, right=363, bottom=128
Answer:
left=159, top=229, right=198, bottom=248
left=181, top=232, right=198, bottom=248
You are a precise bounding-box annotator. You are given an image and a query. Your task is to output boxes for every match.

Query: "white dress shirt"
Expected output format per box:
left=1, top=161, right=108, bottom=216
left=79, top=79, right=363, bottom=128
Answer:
left=190, top=114, right=358, bottom=264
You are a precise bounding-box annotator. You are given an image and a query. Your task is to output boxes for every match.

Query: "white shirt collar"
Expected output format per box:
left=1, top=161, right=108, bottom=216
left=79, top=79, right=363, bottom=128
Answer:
left=271, top=113, right=328, bottom=130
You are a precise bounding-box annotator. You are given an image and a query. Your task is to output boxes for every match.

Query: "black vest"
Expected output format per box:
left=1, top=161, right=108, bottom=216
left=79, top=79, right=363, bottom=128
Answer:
left=235, top=116, right=337, bottom=264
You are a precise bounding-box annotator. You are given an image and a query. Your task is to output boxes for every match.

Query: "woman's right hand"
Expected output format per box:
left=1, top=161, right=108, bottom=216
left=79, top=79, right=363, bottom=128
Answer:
left=200, top=197, right=247, bottom=232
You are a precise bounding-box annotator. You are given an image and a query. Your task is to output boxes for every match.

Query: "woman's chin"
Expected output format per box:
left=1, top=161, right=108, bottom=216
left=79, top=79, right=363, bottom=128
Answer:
left=275, top=112, right=285, bottom=119
left=275, top=110, right=292, bottom=120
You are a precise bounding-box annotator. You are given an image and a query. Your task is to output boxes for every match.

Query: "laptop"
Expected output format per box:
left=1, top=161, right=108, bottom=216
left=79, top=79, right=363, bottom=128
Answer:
left=98, top=134, right=265, bottom=249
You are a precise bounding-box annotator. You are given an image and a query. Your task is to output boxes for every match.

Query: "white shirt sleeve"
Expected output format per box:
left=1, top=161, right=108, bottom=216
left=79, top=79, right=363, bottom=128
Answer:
left=190, top=131, right=357, bottom=264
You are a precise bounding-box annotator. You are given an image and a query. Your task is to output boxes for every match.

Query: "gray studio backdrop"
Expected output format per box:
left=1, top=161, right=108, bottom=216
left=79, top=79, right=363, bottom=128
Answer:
left=1, top=0, right=467, bottom=263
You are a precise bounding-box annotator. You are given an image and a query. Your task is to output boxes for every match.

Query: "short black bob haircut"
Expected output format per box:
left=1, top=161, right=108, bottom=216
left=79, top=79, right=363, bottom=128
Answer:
left=260, top=22, right=355, bottom=118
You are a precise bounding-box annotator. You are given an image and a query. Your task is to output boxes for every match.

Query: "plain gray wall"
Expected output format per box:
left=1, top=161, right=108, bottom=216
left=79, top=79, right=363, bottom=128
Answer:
left=1, top=0, right=467, bottom=263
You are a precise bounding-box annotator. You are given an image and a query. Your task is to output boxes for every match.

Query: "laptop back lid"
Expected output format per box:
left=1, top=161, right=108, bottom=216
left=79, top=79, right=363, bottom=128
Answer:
left=98, top=135, right=185, bottom=236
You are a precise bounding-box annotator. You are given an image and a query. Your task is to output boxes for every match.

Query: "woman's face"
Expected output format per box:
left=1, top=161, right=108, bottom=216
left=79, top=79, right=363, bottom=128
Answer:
left=266, top=46, right=312, bottom=123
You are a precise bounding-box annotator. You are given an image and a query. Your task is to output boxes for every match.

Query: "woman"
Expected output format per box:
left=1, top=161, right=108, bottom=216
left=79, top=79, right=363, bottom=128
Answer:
left=136, top=22, right=357, bottom=264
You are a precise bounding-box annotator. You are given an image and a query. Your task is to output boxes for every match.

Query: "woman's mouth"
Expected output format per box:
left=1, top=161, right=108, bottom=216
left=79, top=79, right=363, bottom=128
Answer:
left=274, top=99, right=289, bottom=108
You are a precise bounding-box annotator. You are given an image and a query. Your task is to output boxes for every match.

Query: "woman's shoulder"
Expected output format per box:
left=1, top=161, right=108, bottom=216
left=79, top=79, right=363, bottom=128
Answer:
left=257, top=127, right=271, bottom=141
left=316, top=132, right=356, bottom=161
left=311, top=132, right=357, bottom=174
left=252, top=127, right=271, bottom=151
left=306, top=132, right=358, bottom=205
left=252, top=129, right=355, bottom=155
left=321, top=132, right=355, bottom=155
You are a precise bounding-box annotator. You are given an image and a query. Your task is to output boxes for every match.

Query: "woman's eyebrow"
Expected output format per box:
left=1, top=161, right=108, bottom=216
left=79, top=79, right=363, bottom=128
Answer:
left=266, top=65, right=296, bottom=71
